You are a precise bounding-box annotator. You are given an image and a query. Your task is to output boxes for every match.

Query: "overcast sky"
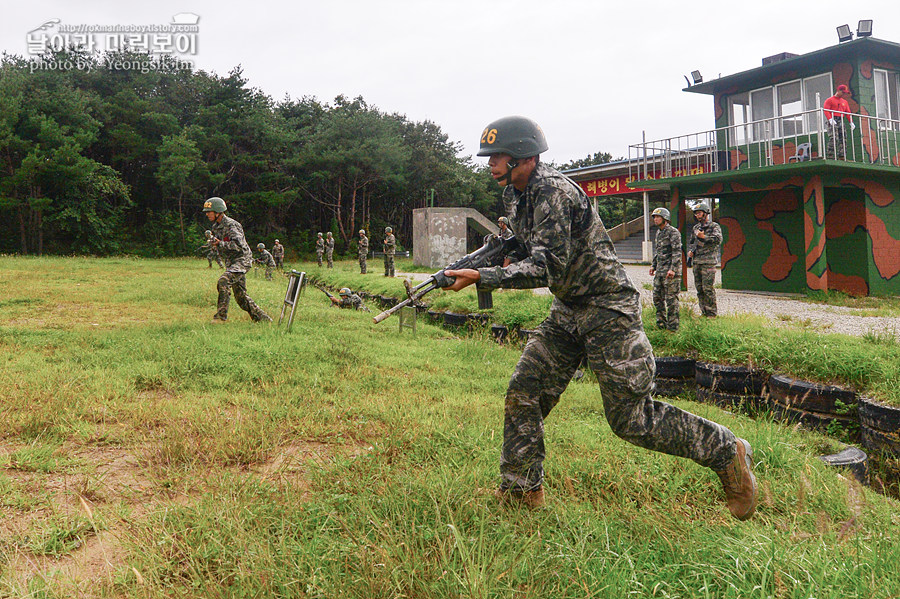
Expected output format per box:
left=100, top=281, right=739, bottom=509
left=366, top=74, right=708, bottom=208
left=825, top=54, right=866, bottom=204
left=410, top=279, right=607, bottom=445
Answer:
left=2, top=1, right=899, bottom=165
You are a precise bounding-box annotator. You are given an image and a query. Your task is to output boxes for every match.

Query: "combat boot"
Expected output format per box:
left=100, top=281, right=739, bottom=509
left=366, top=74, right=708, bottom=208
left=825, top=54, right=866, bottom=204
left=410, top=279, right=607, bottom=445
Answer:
left=714, top=438, right=757, bottom=521
left=494, top=486, right=544, bottom=509
left=211, top=315, right=227, bottom=324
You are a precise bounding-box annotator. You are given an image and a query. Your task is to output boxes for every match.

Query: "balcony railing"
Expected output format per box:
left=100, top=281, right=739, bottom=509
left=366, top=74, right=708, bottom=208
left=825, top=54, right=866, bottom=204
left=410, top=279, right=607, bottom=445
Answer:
left=628, top=108, right=900, bottom=182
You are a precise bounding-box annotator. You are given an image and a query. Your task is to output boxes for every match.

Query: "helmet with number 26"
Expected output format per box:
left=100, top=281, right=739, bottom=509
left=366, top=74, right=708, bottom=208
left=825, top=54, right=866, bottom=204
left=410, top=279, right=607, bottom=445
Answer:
left=477, top=116, right=549, bottom=159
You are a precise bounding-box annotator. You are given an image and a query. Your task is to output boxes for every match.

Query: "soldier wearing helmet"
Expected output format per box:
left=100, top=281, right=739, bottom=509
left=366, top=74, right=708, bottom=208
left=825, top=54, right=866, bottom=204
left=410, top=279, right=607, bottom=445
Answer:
left=442, top=117, right=756, bottom=520
left=649, top=207, right=682, bottom=331
left=315, top=232, right=325, bottom=267
left=383, top=226, right=396, bottom=277
left=329, top=287, right=369, bottom=312
left=255, top=243, right=276, bottom=280
left=271, top=239, right=285, bottom=270
left=202, top=229, right=223, bottom=269
left=358, top=229, right=369, bottom=274
left=202, top=197, right=271, bottom=323
left=687, top=200, right=722, bottom=317
left=325, top=232, right=335, bottom=269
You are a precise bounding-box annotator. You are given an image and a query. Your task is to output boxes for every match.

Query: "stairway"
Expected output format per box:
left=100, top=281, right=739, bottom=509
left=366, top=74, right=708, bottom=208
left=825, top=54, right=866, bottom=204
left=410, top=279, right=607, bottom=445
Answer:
left=614, top=230, right=653, bottom=263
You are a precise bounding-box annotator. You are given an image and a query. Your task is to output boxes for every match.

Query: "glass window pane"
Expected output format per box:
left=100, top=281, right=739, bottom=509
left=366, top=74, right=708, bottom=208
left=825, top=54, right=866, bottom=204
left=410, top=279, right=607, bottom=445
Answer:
left=875, top=70, right=889, bottom=120
left=778, top=81, right=803, bottom=136
left=729, top=92, right=750, bottom=145
left=803, top=73, right=832, bottom=132
left=751, top=88, right=774, bottom=140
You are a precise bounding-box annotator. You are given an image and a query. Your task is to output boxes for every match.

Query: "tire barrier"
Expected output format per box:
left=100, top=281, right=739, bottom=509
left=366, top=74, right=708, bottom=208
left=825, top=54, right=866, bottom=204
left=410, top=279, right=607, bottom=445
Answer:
left=379, top=295, right=398, bottom=308
left=516, top=328, right=537, bottom=343
left=819, top=446, right=869, bottom=485
left=695, top=362, right=766, bottom=395
left=653, top=357, right=696, bottom=398
left=697, top=386, right=763, bottom=412
left=491, top=324, right=509, bottom=342
left=859, top=396, right=900, bottom=456
left=442, top=312, right=468, bottom=327
left=768, top=374, right=858, bottom=439
left=426, top=310, right=442, bottom=324
left=467, top=313, right=490, bottom=326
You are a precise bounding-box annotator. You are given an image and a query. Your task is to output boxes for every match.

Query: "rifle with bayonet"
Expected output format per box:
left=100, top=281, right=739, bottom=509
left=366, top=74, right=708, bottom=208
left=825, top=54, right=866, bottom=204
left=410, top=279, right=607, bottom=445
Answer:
left=372, top=234, right=524, bottom=324
left=315, top=284, right=340, bottom=306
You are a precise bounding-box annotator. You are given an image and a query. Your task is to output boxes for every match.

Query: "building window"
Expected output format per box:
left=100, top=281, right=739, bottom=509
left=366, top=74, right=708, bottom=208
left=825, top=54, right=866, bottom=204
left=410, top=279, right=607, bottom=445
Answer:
left=874, top=69, right=900, bottom=130
left=729, top=73, right=832, bottom=142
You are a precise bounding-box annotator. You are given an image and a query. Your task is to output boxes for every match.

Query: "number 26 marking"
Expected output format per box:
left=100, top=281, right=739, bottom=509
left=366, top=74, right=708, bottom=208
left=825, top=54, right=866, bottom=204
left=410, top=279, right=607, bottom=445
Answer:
left=481, top=128, right=497, bottom=144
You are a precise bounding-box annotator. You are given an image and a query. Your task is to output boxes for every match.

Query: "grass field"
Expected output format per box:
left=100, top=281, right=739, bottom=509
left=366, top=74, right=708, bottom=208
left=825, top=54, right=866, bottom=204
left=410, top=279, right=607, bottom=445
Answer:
left=1, top=256, right=899, bottom=598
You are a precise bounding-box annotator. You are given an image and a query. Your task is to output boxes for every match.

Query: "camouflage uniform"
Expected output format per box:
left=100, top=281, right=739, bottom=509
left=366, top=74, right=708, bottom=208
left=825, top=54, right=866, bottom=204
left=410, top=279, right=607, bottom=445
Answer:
left=256, top=249, right=277, bottom=280
left=476, top=163, right=737, bottom=493
left=272, top=242, right=284, bottom=270
left=315, top=235, right=325, bottom=267
left=204, top=241, right=224, bottom=269
left=211, top=216, right=271, bottom=322
left=339, top=293, right=370, bottom=312
left=325, top=233, right=335, bottom=268
left=688, top=219, right=722, bottom=317
left=651, top=223, right=682, bottom=330
left=358, top=233, right=369, bottom=274
left=383, top=232, right=396, bottom=277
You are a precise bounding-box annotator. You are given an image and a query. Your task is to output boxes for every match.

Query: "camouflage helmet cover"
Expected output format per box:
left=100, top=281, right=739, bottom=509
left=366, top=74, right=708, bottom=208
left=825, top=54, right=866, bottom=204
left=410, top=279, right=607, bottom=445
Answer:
left=359, top=229, right=366, bottom=235
left=692, top=201, right=711, bottom=213
left=477, top=116, right=549, bottom=159
left=326, top=231, right=332, bottom=237
left=385, top=226, right=392, bottom=233
left=339, top=287, right=351, bottom=296
left=651, top=207, right=671, bottom=221
left=317, top=232, right=323, bottom=237
left=257, top=243, right=265, bottom=250
left=497, top=216, right=510, bottom=226
left=202, top=196, right=227, bottom=213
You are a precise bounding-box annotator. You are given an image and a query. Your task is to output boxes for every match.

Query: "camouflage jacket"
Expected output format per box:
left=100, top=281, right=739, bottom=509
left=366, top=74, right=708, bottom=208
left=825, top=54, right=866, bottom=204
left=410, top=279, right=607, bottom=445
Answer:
left=325, top=237, right=335, bottom=251
left=383, top=234, right=396, bottom=255
left=315, top=238, right=325, bottom=253
left=652, top=224, right=682, bottom=275
left=211, top=215, right=253, bottom=274
left=477, top=163, right=640, bottom=330
left=358, top=235, right=369, bottom=255
left=339, top=294, right=369, bottom=312
left=271, top=243, right=284, bottom=258
left=256, top=249, right=276, bottom=267
left=498, top=226, right=514, bottom=240
left=688, top=219, right=722, bottom=265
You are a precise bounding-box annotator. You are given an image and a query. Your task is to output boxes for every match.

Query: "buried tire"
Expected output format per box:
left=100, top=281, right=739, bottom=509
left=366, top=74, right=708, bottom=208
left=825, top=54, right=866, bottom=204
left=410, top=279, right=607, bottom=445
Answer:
left=695, top=362, right=765, bottom=395
left=819, top=446, right=869, bottom=485
left=653, top=376, right=695, bottom=398
left=696, top=386, right=762, bottom=412
left=769, top=374, right=857, bottom=415
left=655, top=356, right=695, bottom=379
left=858, top=396, right=900, bottom=434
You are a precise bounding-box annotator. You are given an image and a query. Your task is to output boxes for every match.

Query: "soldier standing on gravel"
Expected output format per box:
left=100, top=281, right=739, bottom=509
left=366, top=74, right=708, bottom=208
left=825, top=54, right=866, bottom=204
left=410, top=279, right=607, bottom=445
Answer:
left=315, top=233, right=325, bottom=267
left=649, top=207, right=682, bottom=331
left=383, top=226, right=396, bottom=277
left=202, top=197, right=271, bottom=323
left=687, top=201, right=721, bottom=318
left=443, top=116, right=756, bottom=520
left=358, top=229, right=369, bottom=274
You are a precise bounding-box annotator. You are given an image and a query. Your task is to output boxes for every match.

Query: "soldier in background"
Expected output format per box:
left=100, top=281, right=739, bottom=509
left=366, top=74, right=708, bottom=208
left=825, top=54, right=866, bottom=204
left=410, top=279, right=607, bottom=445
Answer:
left=443, top=116, right=756, bottom=520
left=325, top=232, right=335, bottom=268
left=329, top=287, right=370, bottom=312
left=358, top=229, right=369, bottom=274
left=383, top=226, right=396, bottom=277
left=202, top=197, right=271, bottom=323
left=687, top=201, right=721, bottom=318
left=315, top=232, right=325, bottom=267
left=648, top=207, right=682, bottom=331
left=203, top=230, right=224, bottom=269
left=255, top=243, right=276, bottom=280
left=272, top=239, right=285, bottom=270
left=497, top=216, right=517, bottom=267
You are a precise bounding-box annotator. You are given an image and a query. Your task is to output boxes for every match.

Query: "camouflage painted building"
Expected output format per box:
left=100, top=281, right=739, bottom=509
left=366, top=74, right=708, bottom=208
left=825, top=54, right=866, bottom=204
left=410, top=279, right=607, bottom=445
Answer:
left=631, top=35, right=900, bottom=296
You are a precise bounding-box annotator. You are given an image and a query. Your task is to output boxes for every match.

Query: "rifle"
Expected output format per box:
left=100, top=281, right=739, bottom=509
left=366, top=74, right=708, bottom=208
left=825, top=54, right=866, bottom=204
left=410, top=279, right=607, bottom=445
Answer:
left=316, top=285, right=339, bottom=305
left=372, top=234, right=523, bottom=324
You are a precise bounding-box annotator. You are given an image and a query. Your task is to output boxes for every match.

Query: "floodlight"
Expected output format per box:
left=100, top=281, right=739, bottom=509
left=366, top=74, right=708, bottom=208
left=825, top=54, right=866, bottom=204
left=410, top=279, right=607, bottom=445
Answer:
left=857, top=20, right=873, bottom=37
left=836, top=24, right=853, bottom=42
left=691, top=70, right=703, bottom=84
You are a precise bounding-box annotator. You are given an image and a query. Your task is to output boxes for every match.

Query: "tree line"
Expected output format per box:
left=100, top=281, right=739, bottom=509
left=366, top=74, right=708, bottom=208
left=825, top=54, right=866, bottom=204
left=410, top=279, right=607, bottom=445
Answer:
left=0, top=49, right=504, bottom=257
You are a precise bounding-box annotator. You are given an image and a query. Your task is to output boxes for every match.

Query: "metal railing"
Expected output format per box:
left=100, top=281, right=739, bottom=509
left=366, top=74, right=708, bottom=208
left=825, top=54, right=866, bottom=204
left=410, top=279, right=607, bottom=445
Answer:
left=629, top=108, right=900, bottom=182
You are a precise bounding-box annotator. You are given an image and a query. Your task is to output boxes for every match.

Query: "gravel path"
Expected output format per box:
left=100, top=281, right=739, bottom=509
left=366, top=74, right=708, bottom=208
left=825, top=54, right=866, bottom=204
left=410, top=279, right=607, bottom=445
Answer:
left=396, top=266, right=899, bottom=339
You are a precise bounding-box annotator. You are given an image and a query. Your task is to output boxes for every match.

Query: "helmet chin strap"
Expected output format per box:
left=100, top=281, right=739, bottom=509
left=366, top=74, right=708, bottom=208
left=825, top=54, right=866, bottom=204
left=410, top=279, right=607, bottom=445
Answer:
left=499, top=159, right=519, bottom=185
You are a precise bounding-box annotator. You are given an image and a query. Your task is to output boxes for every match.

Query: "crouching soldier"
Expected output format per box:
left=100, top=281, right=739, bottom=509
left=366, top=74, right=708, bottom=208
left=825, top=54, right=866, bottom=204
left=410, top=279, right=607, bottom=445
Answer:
left=330, top=287, right=370, bottom=312
left=255, top=243, right=277, bottom=280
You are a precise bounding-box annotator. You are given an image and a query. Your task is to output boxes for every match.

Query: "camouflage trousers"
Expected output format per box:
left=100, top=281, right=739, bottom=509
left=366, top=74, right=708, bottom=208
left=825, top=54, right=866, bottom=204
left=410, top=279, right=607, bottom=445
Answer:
left=206, top=251, right=223, bottom=268
left=500, top=306, right=736, bottom=492
left=216, top=271, right=270, bottom=322
left=274, top=256, right=283, bottom=270
left=692, top=263, right=718, bottom=317
left=384, top=254, right=394, bottom=277
left=326, top=249, right=334, bottom=268
left=265, top=266, right=273, bottom=280
left=825, top=121, right=847, bottom=160
left=359, top=253, right=367, bottom=274
left=652, top=275, right=680, bottom=330
left=316, top=251, right=323, bottom=267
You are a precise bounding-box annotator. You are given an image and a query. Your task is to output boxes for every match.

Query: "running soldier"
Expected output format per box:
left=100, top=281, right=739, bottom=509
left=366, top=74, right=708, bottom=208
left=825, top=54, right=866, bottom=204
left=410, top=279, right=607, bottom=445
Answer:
left=358, top=229, right=369, bottom=274
left=255, top=243, right=276, bottom=280
left=687, top=201, right=721, bottom=318
left=325, top=232, right=335, bottom=268
left=272, top=239, right=285, bottom=270
left=202, top=197, right=271, bottom=323
left=383, top=226, right=395, bottom=277
left=315, top=233, right=324, bottom=267
left=649, top=207, right=681, bottom=331
left=444, top=116, right=756, bottom=520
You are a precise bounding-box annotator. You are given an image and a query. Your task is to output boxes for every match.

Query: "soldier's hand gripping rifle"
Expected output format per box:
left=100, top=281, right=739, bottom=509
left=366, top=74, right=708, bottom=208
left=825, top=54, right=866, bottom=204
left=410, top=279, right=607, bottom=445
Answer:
left=372, top=234, right=523, bottom=324
left=316, top=285, right=340, bottom=306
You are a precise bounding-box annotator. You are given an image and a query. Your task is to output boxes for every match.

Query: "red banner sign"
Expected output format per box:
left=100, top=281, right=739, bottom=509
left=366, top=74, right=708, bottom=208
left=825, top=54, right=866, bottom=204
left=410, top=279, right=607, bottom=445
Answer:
left=577, top=167, right=707, bottom=197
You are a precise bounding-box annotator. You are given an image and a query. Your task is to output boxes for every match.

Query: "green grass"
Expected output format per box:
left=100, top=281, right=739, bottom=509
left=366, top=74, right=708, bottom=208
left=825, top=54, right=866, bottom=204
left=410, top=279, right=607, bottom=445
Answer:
left=802, top=289, right=900, bottom=317
left=0, top=256, right=899, bottom=598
